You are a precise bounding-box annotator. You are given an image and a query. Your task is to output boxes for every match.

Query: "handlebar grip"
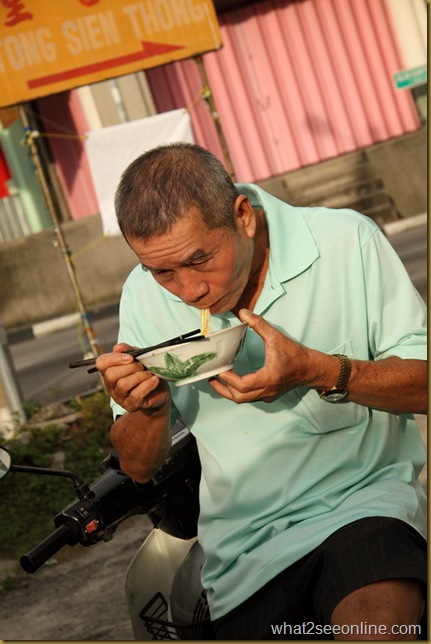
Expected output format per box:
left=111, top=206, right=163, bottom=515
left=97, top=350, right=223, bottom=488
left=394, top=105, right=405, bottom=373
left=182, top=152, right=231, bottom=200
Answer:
left=20, top=521, right=80, bottom=574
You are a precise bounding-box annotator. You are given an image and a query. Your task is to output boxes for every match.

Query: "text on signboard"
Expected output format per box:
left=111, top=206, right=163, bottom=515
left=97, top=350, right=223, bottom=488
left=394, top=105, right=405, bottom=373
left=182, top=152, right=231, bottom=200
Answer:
left=0, top=1, right=211, bottom=71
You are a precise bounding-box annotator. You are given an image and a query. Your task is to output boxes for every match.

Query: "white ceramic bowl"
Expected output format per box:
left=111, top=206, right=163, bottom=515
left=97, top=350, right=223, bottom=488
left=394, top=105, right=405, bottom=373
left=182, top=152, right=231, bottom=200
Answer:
left=137, top=324, right=247, bottom=386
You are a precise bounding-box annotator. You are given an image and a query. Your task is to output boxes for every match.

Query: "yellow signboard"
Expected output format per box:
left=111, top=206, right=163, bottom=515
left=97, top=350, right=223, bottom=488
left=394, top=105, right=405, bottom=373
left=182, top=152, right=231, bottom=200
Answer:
left=0, top=0, right=222, bottom=107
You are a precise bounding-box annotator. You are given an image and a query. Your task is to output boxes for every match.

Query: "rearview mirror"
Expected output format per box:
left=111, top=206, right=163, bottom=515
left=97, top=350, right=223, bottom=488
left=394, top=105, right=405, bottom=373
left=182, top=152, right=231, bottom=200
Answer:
left=0, top=446, right=11, bottom=479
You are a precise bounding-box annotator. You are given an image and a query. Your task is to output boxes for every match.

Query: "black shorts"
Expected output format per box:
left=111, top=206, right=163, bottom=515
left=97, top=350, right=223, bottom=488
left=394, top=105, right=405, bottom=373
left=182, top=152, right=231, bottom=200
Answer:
left=213, top=516, right=427, bottom=640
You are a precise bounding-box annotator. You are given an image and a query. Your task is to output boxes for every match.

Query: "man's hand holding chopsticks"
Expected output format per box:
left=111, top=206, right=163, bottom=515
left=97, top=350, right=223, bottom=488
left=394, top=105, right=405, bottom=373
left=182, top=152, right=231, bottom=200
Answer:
left=96, top=343, right=171, bottom=414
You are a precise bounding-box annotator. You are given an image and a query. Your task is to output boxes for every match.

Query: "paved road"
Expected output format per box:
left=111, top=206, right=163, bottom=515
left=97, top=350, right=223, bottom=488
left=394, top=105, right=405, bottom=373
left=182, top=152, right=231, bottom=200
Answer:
left=7, top=220, right=427, bottom=406
left=9, top=312, right=120, bottom=405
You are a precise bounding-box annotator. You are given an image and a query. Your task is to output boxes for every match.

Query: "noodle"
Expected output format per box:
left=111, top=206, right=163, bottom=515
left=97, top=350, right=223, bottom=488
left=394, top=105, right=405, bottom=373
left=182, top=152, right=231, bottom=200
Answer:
left=200, top=308, right=211, bottom=336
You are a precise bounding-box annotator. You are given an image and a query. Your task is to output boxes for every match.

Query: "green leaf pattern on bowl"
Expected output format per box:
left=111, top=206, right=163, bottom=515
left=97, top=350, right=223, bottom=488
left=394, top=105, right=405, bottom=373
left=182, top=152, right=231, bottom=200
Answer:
left=149, top=351, right=218, bottom=380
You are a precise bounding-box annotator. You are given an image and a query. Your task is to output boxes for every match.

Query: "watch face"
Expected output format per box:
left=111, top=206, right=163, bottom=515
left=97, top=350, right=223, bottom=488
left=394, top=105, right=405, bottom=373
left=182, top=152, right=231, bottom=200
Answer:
left=322, top=390, right=348, bottom=403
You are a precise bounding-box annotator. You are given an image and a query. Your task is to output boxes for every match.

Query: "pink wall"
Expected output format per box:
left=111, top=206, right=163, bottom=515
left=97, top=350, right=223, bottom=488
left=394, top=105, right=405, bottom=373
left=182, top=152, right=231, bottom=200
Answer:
left=147, top=0, right=420, bottom=182
left=36, top=91, right=99, bottom=220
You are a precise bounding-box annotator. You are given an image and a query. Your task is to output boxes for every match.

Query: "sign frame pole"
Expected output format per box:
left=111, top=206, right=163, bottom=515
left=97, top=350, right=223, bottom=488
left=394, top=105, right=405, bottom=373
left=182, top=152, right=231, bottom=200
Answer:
left=194, top=55, right=237, bottom=182
left=19, top=104, right=104, bottom=359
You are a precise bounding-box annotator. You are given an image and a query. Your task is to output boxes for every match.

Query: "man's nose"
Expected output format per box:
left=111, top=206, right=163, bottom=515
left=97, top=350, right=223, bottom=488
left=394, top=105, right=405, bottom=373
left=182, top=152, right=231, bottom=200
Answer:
left=177, top=273, right=209, bottom=303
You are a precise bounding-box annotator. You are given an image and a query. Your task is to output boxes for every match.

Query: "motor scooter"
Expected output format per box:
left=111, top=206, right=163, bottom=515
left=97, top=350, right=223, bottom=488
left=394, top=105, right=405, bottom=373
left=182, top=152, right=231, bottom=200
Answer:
left=0, top=419, right=214, bottom=640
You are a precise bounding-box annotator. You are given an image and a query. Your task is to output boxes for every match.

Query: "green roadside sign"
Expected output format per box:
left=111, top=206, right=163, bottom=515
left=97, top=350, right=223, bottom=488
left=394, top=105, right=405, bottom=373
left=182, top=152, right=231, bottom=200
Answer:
left=393, top=65, right=427, bottom=90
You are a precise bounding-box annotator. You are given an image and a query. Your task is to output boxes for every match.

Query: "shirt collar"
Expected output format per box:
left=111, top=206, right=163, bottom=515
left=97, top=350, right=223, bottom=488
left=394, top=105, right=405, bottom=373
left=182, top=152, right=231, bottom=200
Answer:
left=235, top=183, right=319, bottom=283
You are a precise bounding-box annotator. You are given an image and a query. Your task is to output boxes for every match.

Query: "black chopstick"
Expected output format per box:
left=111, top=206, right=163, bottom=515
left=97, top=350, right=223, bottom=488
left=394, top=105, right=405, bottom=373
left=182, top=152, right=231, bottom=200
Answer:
left=69, top=328, right=206, bottom=373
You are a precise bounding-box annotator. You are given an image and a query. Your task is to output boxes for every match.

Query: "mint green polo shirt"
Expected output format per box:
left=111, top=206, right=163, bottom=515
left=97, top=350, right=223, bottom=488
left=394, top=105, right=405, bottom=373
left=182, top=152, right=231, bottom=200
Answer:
left=112, top=184, right=427, bottom=620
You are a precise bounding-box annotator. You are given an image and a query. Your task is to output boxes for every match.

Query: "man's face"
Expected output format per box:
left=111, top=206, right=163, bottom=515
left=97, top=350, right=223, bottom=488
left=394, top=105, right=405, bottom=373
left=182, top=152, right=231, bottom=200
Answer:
left=126, top=199, right=256, bottom=314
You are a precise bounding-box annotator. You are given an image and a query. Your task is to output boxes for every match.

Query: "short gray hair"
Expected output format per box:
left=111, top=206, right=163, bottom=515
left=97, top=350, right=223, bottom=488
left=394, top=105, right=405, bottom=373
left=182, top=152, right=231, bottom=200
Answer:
left=115, top=143, right=239, bottom=239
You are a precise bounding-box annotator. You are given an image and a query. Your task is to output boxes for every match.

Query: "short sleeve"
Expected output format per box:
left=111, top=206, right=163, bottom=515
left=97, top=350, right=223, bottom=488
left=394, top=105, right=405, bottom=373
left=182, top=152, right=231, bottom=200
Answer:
left=363, top=229, right=426, bottom=361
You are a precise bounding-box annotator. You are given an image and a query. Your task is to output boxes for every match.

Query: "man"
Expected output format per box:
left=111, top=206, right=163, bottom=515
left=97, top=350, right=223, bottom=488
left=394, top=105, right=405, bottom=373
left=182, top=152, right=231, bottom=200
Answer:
left=96, top=143, right=427, bottom=640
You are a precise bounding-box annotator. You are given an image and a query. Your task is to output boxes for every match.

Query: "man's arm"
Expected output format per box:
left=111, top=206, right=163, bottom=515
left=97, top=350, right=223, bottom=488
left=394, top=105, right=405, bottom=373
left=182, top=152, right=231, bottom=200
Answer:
left=210, top=309, right=427, bottom=414
left=96, top=344, right=172, bottom=482
left=110, top=407, right=172, bottom=483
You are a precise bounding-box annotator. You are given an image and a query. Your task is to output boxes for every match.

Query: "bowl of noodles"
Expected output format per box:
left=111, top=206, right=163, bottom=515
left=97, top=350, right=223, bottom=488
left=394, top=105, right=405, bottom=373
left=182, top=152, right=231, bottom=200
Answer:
left=137, top=310, right=247, bottom=386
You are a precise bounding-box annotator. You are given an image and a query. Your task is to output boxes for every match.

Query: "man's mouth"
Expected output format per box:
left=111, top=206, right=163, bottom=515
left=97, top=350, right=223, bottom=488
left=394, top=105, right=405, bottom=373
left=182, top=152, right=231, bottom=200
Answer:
left=188, top=299, right=221, bottom=312
left=209, top=294, right=231, bottom=313
left=186, top=292, right=233, bottom=313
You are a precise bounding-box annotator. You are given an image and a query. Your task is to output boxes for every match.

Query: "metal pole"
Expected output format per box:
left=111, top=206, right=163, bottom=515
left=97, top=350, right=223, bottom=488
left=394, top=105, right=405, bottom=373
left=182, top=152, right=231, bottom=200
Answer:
left=0, top=321, right=25, bottom=432
left=194, top=55, right=237, bottom=182
left=19, top=104, right=103, bottom=358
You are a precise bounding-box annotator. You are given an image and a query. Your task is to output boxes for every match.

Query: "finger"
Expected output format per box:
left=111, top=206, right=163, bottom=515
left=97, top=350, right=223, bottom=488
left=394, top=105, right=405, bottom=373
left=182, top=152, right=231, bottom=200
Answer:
left=124, top=374, right=161, bottom=407
left=208, top=377, right=244, bottom=403
left=96, top=351, right=135, bottom=372
left=113, top=342, right=137, bottom=353
left=212, top=369, right=243, bottom=387
left=102, top=363, right=146, bottom=401
left=211, top=371, right=255, bottom=397
left=114, top=373, right=167, bottom=412
left=128, top=375, right=172, bottom=412
left=239, top=309, right=275, bottom=342
left=215, top=368, right=267, bottom=395
left=209, top=373, right=266, bottom=403
left=139, top=383, right=170, bottom=411
left=109, top=367, right=151, bottom=396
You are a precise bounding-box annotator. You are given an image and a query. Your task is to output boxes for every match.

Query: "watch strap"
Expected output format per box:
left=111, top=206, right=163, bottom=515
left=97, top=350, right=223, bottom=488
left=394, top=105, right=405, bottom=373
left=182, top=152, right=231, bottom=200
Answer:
left=317, top=354, right=352, bottom=399
left=333, top=354, right=352, bottom=391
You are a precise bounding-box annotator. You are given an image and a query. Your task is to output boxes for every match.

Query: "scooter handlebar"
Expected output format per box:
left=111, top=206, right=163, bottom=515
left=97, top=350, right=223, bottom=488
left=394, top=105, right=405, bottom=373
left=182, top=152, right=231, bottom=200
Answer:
left=20, top=521, right=80, bottom=574
left=18, top=422, right=201, bottom=574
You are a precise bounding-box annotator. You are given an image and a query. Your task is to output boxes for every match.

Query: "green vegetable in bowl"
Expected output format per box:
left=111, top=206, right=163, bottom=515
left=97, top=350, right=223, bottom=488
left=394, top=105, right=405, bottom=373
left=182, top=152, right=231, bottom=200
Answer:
left=149, top=351, right=218, bottom=379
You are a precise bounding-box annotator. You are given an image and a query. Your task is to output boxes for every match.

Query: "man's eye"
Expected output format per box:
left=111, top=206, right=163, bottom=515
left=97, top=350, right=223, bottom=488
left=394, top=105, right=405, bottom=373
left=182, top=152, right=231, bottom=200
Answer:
left=189, top=257, right=210, bottom=267
left=154, top=269, right=172, bottom=276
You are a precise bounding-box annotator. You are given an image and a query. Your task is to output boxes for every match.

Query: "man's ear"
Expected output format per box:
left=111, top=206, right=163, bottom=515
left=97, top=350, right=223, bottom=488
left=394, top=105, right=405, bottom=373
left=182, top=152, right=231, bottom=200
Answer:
left=233, top=195, right=256, bottom=239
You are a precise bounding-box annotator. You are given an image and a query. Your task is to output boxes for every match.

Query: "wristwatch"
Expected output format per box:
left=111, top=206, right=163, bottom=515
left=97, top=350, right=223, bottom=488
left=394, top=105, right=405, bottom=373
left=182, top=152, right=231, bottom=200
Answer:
left=318, top=354, right=352, bottom=403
